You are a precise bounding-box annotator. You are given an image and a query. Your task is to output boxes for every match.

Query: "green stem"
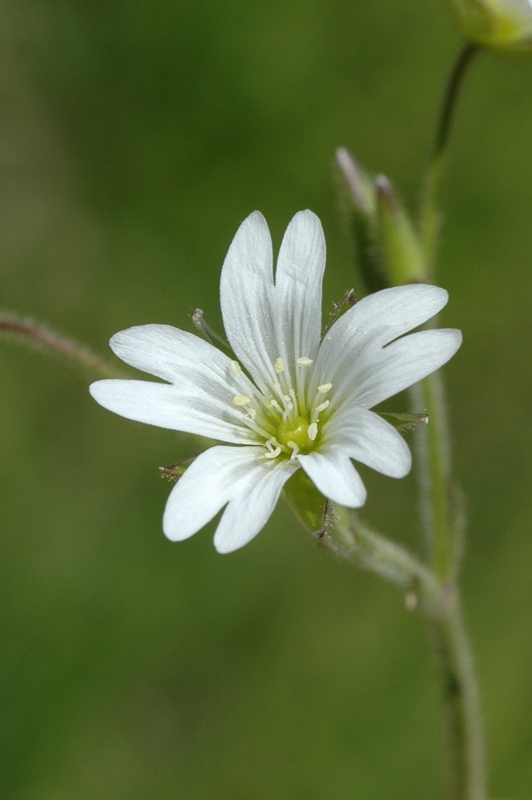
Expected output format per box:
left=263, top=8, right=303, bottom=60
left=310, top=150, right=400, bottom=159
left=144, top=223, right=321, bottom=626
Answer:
left=0, top=312, right=123, bottom=379
left=410, top=373, right=457, bottom=579
left=329, top=508, right=486, bottom=800
left=420, top=42, right=479, bottom=277
left=415, top=41, right=479, bottom=572
left=429, top=598, right=487, bottom=800
left=326, top=508, right=445, bottom=615
left=413, top=40, right=487, bottom=800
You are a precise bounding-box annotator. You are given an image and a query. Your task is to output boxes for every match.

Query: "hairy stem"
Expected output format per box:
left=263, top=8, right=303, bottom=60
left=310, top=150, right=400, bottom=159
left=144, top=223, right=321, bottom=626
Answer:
left=329, top=507, right=486, bottom=800
left=429, top=598, right=487, bottom=800
left=326, top=508, right=444, bottom=615
left=0, top=312, right=123, bottom=379
left=414, top=40, right=487, bottom=800
left=410, top=373, right=457, bottom=579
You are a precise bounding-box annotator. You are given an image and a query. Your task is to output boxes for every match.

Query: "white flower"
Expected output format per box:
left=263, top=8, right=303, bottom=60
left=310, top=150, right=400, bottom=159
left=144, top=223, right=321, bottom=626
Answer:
left=90, top=211, right=462, bottom=553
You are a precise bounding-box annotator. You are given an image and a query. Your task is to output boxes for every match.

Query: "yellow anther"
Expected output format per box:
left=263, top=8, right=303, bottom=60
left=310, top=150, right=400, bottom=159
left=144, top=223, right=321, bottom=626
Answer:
left=230, top=360, right=242, bottom=377
left=315, top=400, right=330, bottom=414
left=274, top=357, right=285, bottom=374
left=297, top=356, right=313, bottom=367
left=233, top=395, right=251, bottom=406
left=264, top=437, right=282, bottom=459
left=318, top=383, right=332, bottom=394
left=308, top=422, right=318, bottom=441
left=264, top=447, right=282, bottom=459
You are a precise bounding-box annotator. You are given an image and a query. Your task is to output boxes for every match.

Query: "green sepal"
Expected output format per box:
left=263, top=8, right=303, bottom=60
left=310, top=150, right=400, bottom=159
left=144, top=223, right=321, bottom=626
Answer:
left=283, top=469, right=330, bottom=537
left=378, top=410, right=429, bottom=433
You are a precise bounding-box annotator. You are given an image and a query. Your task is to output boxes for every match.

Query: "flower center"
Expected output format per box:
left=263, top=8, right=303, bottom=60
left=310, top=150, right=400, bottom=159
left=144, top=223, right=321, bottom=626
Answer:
left=230, top=356, right=332, bottom=462
left=277, top=415, right=312, bottom=453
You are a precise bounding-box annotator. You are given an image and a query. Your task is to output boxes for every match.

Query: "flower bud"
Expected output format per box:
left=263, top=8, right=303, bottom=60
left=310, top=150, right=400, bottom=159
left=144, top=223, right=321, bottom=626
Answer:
left=337, top=149, right=428, bottom=286
left=450, top=0, right=532, bottom=54
left=335, top=147, right=387, bottom=293
left=375, top=176, right=427, bottom=284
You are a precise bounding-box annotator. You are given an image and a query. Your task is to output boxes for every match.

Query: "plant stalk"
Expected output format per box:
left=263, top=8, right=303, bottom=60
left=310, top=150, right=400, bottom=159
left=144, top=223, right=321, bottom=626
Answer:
left=429, top=596, right=487, bottom=800
left=414, top=39, right=487, bottom=800
left=420, top=42, right=479, bottom=277
left=0, top=312, right=123, bottom=379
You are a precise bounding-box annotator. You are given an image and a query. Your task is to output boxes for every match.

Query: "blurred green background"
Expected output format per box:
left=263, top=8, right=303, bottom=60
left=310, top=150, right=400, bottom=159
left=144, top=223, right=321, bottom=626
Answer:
left=1, top=1, right=531, bottom=798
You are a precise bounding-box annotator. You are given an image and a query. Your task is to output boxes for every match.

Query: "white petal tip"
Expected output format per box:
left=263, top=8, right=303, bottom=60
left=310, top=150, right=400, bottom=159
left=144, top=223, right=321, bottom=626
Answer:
left=213, top=539, right=239, bottom=555
left=162, top=517, right=198, bottom=543
left=88, top=379, right=114, bottom=406
left=440, top=328, right=463, bottom=361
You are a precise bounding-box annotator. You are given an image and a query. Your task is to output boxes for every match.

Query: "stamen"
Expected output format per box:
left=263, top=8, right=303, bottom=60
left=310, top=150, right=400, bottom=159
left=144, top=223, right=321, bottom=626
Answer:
left=264, top=447, right=281, bottom=460
left=280, top=393, right=295, bottom=424
left=318, top=383, right=332, bottom=394
left=274, top=357, right=285, bottom=374
left=242, top=413, right=278, bottom=441
left=271, top=399, right=283, bottom=415
left=297, top=356, right=313, bottom=367
left=288, top=387, right=299, bottom=414
left=287, top=441, right=299, bottom=459
left=191, top=308, right=229, bottom=348
left=233, top=395, right=251, bottom=406
left=315, top=400, right=330, bottom=414
left=308, top=422, right=318, bottom=441
left=230, top=360, right=242, bottom=377
left=264, top=437, right=282, bottom=459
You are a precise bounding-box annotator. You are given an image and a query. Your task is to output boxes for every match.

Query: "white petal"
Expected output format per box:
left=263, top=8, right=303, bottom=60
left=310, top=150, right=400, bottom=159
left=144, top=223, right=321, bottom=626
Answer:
left=163, top=445, right=277, bottom=541
left=108, top=323, right=259, bottom=406
left=220, top=211, right=278, bottom=394
left=298, top=450, right=367, bottom=507
left=274, top=210, right=326, bottom=368
left=346, top=328, right=462, bottom=409
left=213, top=461, right=294, bottom=553
left=327, top=283, right=449, bottom=350
left=220, top=211, right=327, bottom=397
left=89, top=379, right=256, bottom=443
left=324, top=407, right=411, bottom=478
left=109, top=324, right=241, bottom=385
left=311, top=284, right=451, bottom=397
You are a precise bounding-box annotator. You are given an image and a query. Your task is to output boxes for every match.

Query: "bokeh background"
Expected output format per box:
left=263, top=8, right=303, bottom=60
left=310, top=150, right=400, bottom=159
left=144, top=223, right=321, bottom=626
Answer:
left=1, top=1, right=531, bottom=798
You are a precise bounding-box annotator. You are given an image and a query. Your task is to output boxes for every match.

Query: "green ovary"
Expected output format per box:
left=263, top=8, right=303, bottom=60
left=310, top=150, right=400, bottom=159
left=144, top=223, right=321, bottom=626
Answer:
left=277, top=415, right=312, bottom=453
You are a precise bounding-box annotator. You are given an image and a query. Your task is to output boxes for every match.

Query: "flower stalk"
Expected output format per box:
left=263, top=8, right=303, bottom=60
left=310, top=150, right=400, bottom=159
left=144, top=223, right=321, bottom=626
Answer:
left=420, top=42, right=479, bottom=278
left=0, top=311, right=124, bottom=379
left=414, top=41, right=487, bottom=800
left=327, top=507, right=486, bottom=799
left=335, top=35, right=486, bottom=799
left=325, top=508, right=446, bottom=616
left=411, top=373, right=456, bottom=578
left=429, top=598, right=487, bottom=800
